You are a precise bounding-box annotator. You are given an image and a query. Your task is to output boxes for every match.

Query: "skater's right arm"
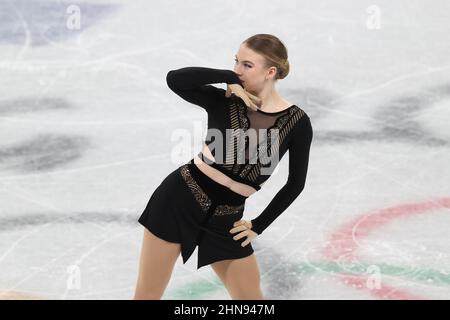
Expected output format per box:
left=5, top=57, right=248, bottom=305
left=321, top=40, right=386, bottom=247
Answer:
left=166, top=67, right=243, bottom=111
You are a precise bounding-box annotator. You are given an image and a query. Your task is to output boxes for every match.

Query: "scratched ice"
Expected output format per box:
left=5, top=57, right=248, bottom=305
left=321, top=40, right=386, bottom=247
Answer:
left=0, top=0, right=449, bottom=299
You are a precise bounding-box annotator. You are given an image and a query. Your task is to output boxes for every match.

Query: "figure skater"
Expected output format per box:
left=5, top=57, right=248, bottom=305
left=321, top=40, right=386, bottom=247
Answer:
left=134, top=34, right=313, bottom=300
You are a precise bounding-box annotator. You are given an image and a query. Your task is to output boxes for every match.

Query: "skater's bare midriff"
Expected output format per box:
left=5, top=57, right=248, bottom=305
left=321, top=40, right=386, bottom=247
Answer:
left=193, top=143, right=258, bottom=197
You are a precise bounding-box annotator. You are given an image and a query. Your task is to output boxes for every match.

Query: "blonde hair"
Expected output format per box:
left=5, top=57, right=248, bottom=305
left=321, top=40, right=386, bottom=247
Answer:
left=242, top=33, right=290, bottom=80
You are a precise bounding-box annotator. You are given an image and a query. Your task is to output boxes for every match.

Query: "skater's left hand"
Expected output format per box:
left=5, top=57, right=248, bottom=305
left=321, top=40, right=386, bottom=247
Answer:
left=230, top=220, right=258, bottom=247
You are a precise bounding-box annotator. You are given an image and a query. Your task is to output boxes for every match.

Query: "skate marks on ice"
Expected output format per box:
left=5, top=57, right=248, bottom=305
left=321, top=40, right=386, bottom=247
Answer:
left=0, top=134, right=90, bottom=173
left=0, top=97, right=74, bottom=115
left=285, top=84, right=450, bottom=145
left=0, top=97, right=91, bottom=172
left=0, top=0, right=117, bottom=47
left=0, top=211, right=135, bottom=232
left=0, top=211, right=137, bottom=299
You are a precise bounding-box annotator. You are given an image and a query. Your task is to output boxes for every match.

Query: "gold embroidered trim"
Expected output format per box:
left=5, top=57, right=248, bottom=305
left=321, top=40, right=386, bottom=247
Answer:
left=179, top=164, right=245, bottom=216
left=214, top=204, right=245, bottom=216
left=179, top=164, right=212, bottom=214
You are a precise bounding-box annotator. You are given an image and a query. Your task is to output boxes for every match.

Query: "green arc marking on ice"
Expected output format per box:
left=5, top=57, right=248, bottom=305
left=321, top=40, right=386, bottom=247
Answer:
left=165, top=261, right=450, bottom=299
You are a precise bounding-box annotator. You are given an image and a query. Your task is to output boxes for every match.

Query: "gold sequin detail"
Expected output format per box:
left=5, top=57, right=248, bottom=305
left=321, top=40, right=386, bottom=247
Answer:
left=179, top=164, right=212, bottom=214
left=179, top=164, right=245, bottom=216
left=214, top=203, right=245, bottom=217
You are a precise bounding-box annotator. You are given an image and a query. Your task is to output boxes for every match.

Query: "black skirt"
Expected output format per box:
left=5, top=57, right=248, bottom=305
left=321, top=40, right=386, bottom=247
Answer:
left=138, top=158, right=253, bottom=269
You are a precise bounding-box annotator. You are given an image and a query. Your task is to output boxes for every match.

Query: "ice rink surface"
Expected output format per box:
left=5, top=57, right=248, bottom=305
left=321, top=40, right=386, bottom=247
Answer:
left=0, top=0, right=449, bottom=299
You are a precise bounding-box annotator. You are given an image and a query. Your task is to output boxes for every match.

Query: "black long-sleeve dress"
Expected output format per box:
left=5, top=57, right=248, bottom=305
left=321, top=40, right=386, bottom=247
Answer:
left=166, top=67, right=313, bottom=235
left=139, top=66, right=313, bottom=269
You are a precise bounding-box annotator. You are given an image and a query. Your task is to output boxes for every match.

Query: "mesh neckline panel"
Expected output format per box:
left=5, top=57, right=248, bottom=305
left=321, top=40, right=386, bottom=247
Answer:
left=243, top=106, right=294, bottom=161
left=202, top=95, right=306, bottom=191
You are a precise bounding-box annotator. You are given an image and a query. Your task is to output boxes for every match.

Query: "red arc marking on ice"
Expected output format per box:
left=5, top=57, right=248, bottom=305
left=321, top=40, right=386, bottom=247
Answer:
left=322, top=197, right=450, bottom=299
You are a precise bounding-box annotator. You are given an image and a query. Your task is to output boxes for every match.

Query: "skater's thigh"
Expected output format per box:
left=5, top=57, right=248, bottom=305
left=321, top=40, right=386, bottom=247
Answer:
left=136, top=227, right=181, bottom=294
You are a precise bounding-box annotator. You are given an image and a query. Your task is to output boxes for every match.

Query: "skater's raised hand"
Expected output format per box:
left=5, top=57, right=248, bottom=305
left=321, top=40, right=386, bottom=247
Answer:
left=225, top=83, right=262, bottom=112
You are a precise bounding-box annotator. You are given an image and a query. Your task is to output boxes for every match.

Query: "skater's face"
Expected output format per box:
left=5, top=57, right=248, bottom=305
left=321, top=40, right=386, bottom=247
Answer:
left=233, top=44, right=278, bottom=93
